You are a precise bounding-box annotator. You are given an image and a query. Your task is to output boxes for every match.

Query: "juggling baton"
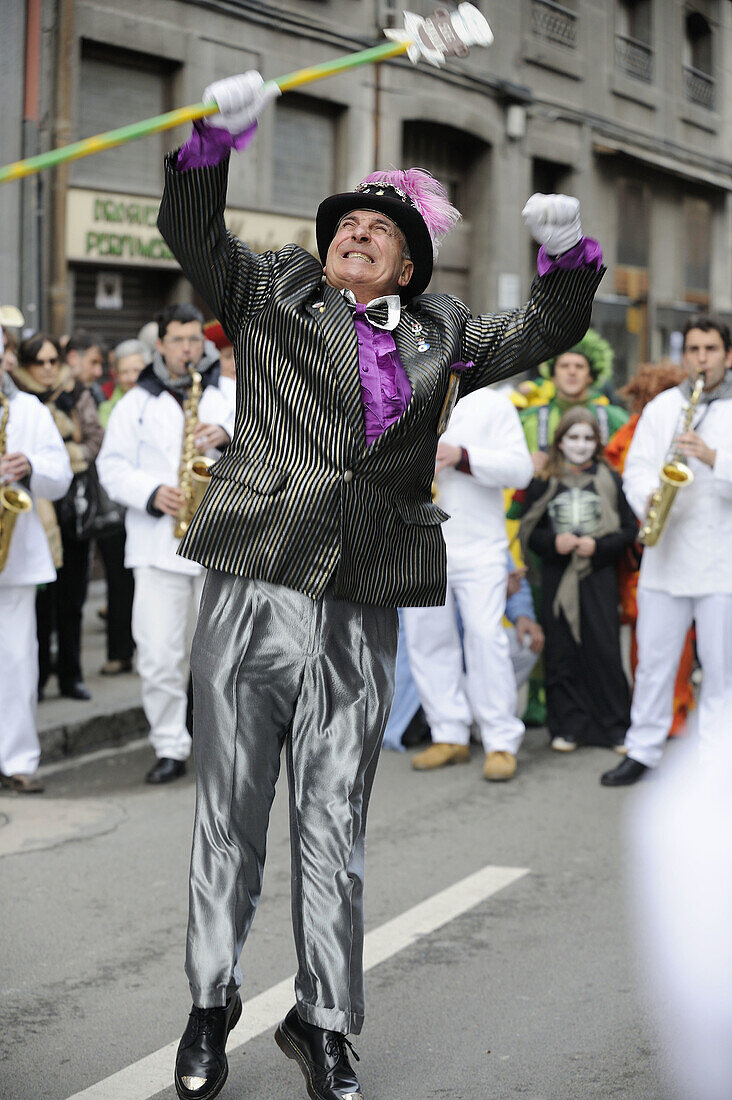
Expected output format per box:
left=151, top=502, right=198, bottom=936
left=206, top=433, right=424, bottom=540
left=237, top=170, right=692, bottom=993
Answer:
left=0, top=4, right=492, bottom=185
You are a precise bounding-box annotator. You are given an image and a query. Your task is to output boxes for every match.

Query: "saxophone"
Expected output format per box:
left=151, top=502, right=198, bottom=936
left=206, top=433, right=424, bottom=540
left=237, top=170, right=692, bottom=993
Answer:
left=0, top=391, right=33, bottom=572
left=639, top=373, right=705, bottom=547
left=173, top=366, right=214, bottom=539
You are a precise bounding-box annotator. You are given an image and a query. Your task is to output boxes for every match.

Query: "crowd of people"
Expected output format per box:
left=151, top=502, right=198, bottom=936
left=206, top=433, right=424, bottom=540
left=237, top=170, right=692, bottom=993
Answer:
left=2, top=302, right=730, bottom=800
left=0, top=305, right=236, bottom=791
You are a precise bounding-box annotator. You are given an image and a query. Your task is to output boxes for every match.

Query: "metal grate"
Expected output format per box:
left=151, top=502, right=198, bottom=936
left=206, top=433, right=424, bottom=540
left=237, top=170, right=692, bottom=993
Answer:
left=532, top=0, right=578, bottom=48
left=684, top=65, right=715, bottom=109
left=615, top=33, right=653, bottom=82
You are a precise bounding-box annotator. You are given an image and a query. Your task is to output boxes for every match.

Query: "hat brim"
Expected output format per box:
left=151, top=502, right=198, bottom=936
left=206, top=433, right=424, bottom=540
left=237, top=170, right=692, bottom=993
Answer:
left=316, top=193, right=433, bottom=301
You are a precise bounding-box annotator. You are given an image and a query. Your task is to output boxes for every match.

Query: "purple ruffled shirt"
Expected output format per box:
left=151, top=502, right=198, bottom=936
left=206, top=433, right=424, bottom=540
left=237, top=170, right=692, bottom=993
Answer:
left=177, top=123, right=603, bottom=446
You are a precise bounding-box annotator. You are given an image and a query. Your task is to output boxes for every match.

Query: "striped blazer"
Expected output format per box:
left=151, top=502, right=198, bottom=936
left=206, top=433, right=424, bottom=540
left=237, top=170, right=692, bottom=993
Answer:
left=158, top=155, right=604, bottom=607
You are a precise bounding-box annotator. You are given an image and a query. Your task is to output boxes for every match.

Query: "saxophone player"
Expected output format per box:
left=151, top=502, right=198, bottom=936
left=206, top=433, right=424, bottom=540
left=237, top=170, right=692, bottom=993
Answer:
left=97, top=305, right=233, bottom=785
left=0, top=337, right=71, bottom=793
left=602, top=316, right=732, bottom=786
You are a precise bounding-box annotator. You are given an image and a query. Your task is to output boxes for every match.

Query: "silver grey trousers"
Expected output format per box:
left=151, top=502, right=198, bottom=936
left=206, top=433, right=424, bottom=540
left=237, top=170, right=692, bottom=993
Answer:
left=186, top=572, right=398, bottom=1034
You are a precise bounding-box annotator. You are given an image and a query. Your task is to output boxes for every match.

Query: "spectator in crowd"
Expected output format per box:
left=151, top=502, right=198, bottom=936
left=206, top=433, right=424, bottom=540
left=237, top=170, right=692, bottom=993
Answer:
left=95, top=339, right=149, bottom=676
left=97, top=304, right=233, bottom=784
left=0, top=338, right=72, bottom=790
left=605, top=360, right=694, bottom=737
left=519, top=407, right=636, bottom=752
left=405, top=385, right=533, bottom=782
left=384, top=553, right=544, bottom=753
left=510, top=329, right=628, bottom=727
left=203, top=320, right=236, bottom=417
left=603, top=315, right=732, bottom=786
left=65, top=330, right=107, bottom=407
left=1, top=334, right=19, bottom=375
left=14, top=333, right=104, bottom=700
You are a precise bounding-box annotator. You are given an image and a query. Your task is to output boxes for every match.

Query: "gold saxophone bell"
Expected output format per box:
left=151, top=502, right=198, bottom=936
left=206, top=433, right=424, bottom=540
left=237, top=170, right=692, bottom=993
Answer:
left=0, top=391, right=34, bottom=573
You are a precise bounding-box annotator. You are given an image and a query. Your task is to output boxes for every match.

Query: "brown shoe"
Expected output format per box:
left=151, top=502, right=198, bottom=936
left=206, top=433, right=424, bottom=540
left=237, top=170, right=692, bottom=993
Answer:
left=100, top=659, right=133, bottom=675
left=412, top=742, right=471, bottom=770
left=483, top=751, right=517, bottom=782
left=0, top=772, right=44, bottom=793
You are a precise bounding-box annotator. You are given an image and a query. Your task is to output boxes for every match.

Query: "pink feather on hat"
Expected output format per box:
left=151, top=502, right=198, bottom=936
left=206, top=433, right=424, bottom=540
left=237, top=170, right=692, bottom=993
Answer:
left=358, top=168, right=461, bottom=256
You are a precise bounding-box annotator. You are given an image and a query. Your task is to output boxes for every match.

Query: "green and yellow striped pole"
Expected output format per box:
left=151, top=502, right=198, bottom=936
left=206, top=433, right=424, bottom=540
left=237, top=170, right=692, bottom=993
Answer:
left=0, top=40, right=410, bottom=185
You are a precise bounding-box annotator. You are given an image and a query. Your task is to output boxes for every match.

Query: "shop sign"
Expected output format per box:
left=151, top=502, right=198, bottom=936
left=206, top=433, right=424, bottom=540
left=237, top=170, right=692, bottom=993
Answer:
left=66, top=188, right=316, bottom=268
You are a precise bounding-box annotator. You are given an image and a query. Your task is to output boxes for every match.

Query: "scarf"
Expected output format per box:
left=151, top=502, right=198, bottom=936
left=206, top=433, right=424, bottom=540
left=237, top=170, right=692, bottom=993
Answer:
left=519, top=462, right=621, bottom=644
left=12, top=363, right=82, bottom=450
left=150, top=348, right=220, bottom=396
left=681, top=369, right=732, bottom=406
left=1, top=371, right=16, bottom=398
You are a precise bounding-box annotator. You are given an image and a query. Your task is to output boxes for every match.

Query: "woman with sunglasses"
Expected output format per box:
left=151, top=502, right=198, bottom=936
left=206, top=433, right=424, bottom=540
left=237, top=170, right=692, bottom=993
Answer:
left=14, top=333, right=104, bottom=700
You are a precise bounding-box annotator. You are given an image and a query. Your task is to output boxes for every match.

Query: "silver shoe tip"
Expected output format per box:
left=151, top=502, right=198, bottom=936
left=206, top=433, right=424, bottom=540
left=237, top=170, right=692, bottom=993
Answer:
left=181, top=1076, right=207, bottom=1091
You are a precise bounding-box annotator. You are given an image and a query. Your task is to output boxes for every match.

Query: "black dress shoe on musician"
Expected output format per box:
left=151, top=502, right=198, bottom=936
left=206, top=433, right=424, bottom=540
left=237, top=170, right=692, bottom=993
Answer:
left=59, top=679, right=92, bottom=700
left=145, top=757, right=187, bottom=785
left=174, top=992, right=242, bottom=1100
left=275, top=1005, right=363, bottom=1100
left=600, top=757, right=649, bottom=787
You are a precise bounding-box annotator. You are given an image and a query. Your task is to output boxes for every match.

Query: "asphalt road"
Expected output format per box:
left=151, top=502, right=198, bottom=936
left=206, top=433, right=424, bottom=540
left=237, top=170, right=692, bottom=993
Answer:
left=1, top=726, right=668, bottom=1100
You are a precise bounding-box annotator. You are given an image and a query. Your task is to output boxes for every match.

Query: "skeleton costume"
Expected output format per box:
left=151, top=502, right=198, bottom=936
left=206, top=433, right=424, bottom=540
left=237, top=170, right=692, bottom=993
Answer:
left=520, top=461, right=636, bottom=746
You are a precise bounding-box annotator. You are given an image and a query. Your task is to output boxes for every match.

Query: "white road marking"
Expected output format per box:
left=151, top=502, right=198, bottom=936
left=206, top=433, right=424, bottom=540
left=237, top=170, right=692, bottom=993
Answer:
left=65, top=863, right=528, bottom=1099
left=39, top=738, right=150, bottom=777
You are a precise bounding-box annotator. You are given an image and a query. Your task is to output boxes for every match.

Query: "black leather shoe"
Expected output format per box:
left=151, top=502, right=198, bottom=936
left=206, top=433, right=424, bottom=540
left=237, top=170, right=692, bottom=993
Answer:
left=59, top=680, right=91, bottom=700
left=145, top=757, right=187, bottom=784
left=175, top=993, right=242, bottom=1100
left=275, top=1006, right=362, bottom=1100
left=601, top=757, right=649, bottom=787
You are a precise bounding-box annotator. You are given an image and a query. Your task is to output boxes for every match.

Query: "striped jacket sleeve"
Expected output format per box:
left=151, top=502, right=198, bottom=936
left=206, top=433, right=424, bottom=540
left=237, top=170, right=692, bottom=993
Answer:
left=459, top=263, right=605, bottom=395
left=157, top=153, right=276, bottom=338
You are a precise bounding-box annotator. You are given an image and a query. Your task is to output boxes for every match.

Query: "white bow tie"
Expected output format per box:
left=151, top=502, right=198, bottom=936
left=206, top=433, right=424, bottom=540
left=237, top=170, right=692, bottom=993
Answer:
left=341, top=289, right=401, bottom=331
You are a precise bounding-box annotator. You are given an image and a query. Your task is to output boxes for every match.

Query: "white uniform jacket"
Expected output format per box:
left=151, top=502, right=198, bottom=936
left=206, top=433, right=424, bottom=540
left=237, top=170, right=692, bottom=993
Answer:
left=436, top=388, right=533, bottom=561
left=623, top=383, right=732, bottom=596
left=0, top=390, right=72, bottom=587
left=97, top=377, right=234, bottom=576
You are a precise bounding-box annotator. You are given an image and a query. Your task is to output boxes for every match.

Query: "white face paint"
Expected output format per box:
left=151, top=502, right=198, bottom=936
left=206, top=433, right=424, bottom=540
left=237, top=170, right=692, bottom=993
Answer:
left=558, top=424, right=597, bottom=466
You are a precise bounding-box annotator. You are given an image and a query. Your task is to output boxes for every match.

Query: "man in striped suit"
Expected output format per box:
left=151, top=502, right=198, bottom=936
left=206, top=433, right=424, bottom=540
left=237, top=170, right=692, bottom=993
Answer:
left=161, top=72, right=605, bottom=1100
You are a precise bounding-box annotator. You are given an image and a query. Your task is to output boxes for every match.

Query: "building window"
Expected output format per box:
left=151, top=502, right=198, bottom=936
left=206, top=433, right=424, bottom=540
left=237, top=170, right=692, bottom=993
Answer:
left=531, top=0, right=578, bottom=49
left=71, top=43, right=173, bottom=193
left=683, top=12, right=714, bottom=109
left=684, top=197, right=711, bottom=305
left=615, top=0, right=653, bottom=82
left=616, top=180, right=650, bottom=269
left=402, top=121, right=484, bottom=216
left=272, top=96, right=339, bottom=217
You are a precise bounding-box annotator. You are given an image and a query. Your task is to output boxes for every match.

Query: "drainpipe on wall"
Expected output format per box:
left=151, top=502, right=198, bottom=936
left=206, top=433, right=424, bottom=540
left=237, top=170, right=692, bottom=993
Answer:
left=22, top=0, right=42, bottom=330
left=50, top=0, right=74, bottom=336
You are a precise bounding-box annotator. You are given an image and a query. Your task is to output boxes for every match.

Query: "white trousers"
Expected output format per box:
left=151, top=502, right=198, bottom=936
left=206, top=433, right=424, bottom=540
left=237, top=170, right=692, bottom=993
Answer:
left=0, top=586, right=41, bottom=776
left=627, top=587, right=732, bottom=768
left=132, top=566, right=204, bottom=761
left=403, top=556, right=525, bottom=754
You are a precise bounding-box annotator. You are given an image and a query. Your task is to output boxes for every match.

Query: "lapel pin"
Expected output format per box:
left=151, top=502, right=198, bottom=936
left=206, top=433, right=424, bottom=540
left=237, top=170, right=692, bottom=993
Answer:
left=418, top=341, right=430, bottom=352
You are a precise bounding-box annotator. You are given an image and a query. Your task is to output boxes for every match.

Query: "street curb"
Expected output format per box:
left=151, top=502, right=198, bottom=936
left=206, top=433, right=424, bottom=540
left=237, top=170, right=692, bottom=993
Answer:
left=38, top=705, right=149, bottom=764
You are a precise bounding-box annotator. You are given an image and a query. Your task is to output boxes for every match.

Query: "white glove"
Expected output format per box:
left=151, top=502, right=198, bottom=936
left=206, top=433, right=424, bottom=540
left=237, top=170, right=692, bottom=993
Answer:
left=202, top=71, right=281, bottom=133
left=522, top=193, right=582, bottom=255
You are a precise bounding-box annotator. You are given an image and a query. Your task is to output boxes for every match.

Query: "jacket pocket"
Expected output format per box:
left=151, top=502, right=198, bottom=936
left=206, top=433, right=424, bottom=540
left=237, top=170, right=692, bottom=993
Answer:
left=211, top=457, right=287, bottom=495
left=393, top=498, right=449, bottom=526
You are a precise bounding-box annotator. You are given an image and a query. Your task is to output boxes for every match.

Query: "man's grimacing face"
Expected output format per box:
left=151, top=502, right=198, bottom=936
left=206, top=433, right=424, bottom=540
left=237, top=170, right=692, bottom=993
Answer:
left=682, top=327, right=732, bottom=392
left=324, top=209, right=414, bottom=303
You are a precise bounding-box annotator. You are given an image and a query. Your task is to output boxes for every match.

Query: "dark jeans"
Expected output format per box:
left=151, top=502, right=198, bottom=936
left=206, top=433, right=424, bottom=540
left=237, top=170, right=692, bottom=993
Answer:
left=97, top=530, right=134, bottom=662
left=37, top=529, right=90, bottom=689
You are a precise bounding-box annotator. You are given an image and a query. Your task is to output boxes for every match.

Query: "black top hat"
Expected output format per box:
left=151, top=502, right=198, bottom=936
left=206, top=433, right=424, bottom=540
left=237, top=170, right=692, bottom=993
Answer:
left=316, top=182, right=434, bottom=301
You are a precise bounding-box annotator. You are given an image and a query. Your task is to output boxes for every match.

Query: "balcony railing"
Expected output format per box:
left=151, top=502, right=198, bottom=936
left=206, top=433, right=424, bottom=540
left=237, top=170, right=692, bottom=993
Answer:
left=532, top=0, right=578, bottom=49
left=684, top=65, right=715, bottom=109
left=615, top=33, right=653, bottom=82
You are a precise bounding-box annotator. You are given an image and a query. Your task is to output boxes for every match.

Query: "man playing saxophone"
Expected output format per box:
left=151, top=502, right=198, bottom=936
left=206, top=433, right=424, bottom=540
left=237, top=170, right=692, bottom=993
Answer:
left=0, top=336, right=71, bottom=793
left=97, top=304, right=233, bottom=785
left=602, top=315, right=732, bottom=786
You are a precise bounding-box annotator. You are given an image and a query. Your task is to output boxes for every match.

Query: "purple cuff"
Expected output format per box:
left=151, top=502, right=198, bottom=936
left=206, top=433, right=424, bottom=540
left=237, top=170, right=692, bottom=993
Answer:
left=537, top=237, right=603, bottom=277
left=176, top=118, right=258, bottom=171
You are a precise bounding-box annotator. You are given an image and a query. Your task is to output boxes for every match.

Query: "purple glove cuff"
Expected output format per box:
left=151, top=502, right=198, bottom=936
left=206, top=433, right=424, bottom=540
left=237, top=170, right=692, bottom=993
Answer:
left=176, top=118, right=258, bottom=171
left=537, top=237, right=603, bottom=277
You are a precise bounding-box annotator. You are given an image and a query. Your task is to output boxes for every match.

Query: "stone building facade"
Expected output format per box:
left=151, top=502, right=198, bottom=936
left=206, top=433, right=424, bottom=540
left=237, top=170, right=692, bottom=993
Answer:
left=2, top=0, right=731, bottom=380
